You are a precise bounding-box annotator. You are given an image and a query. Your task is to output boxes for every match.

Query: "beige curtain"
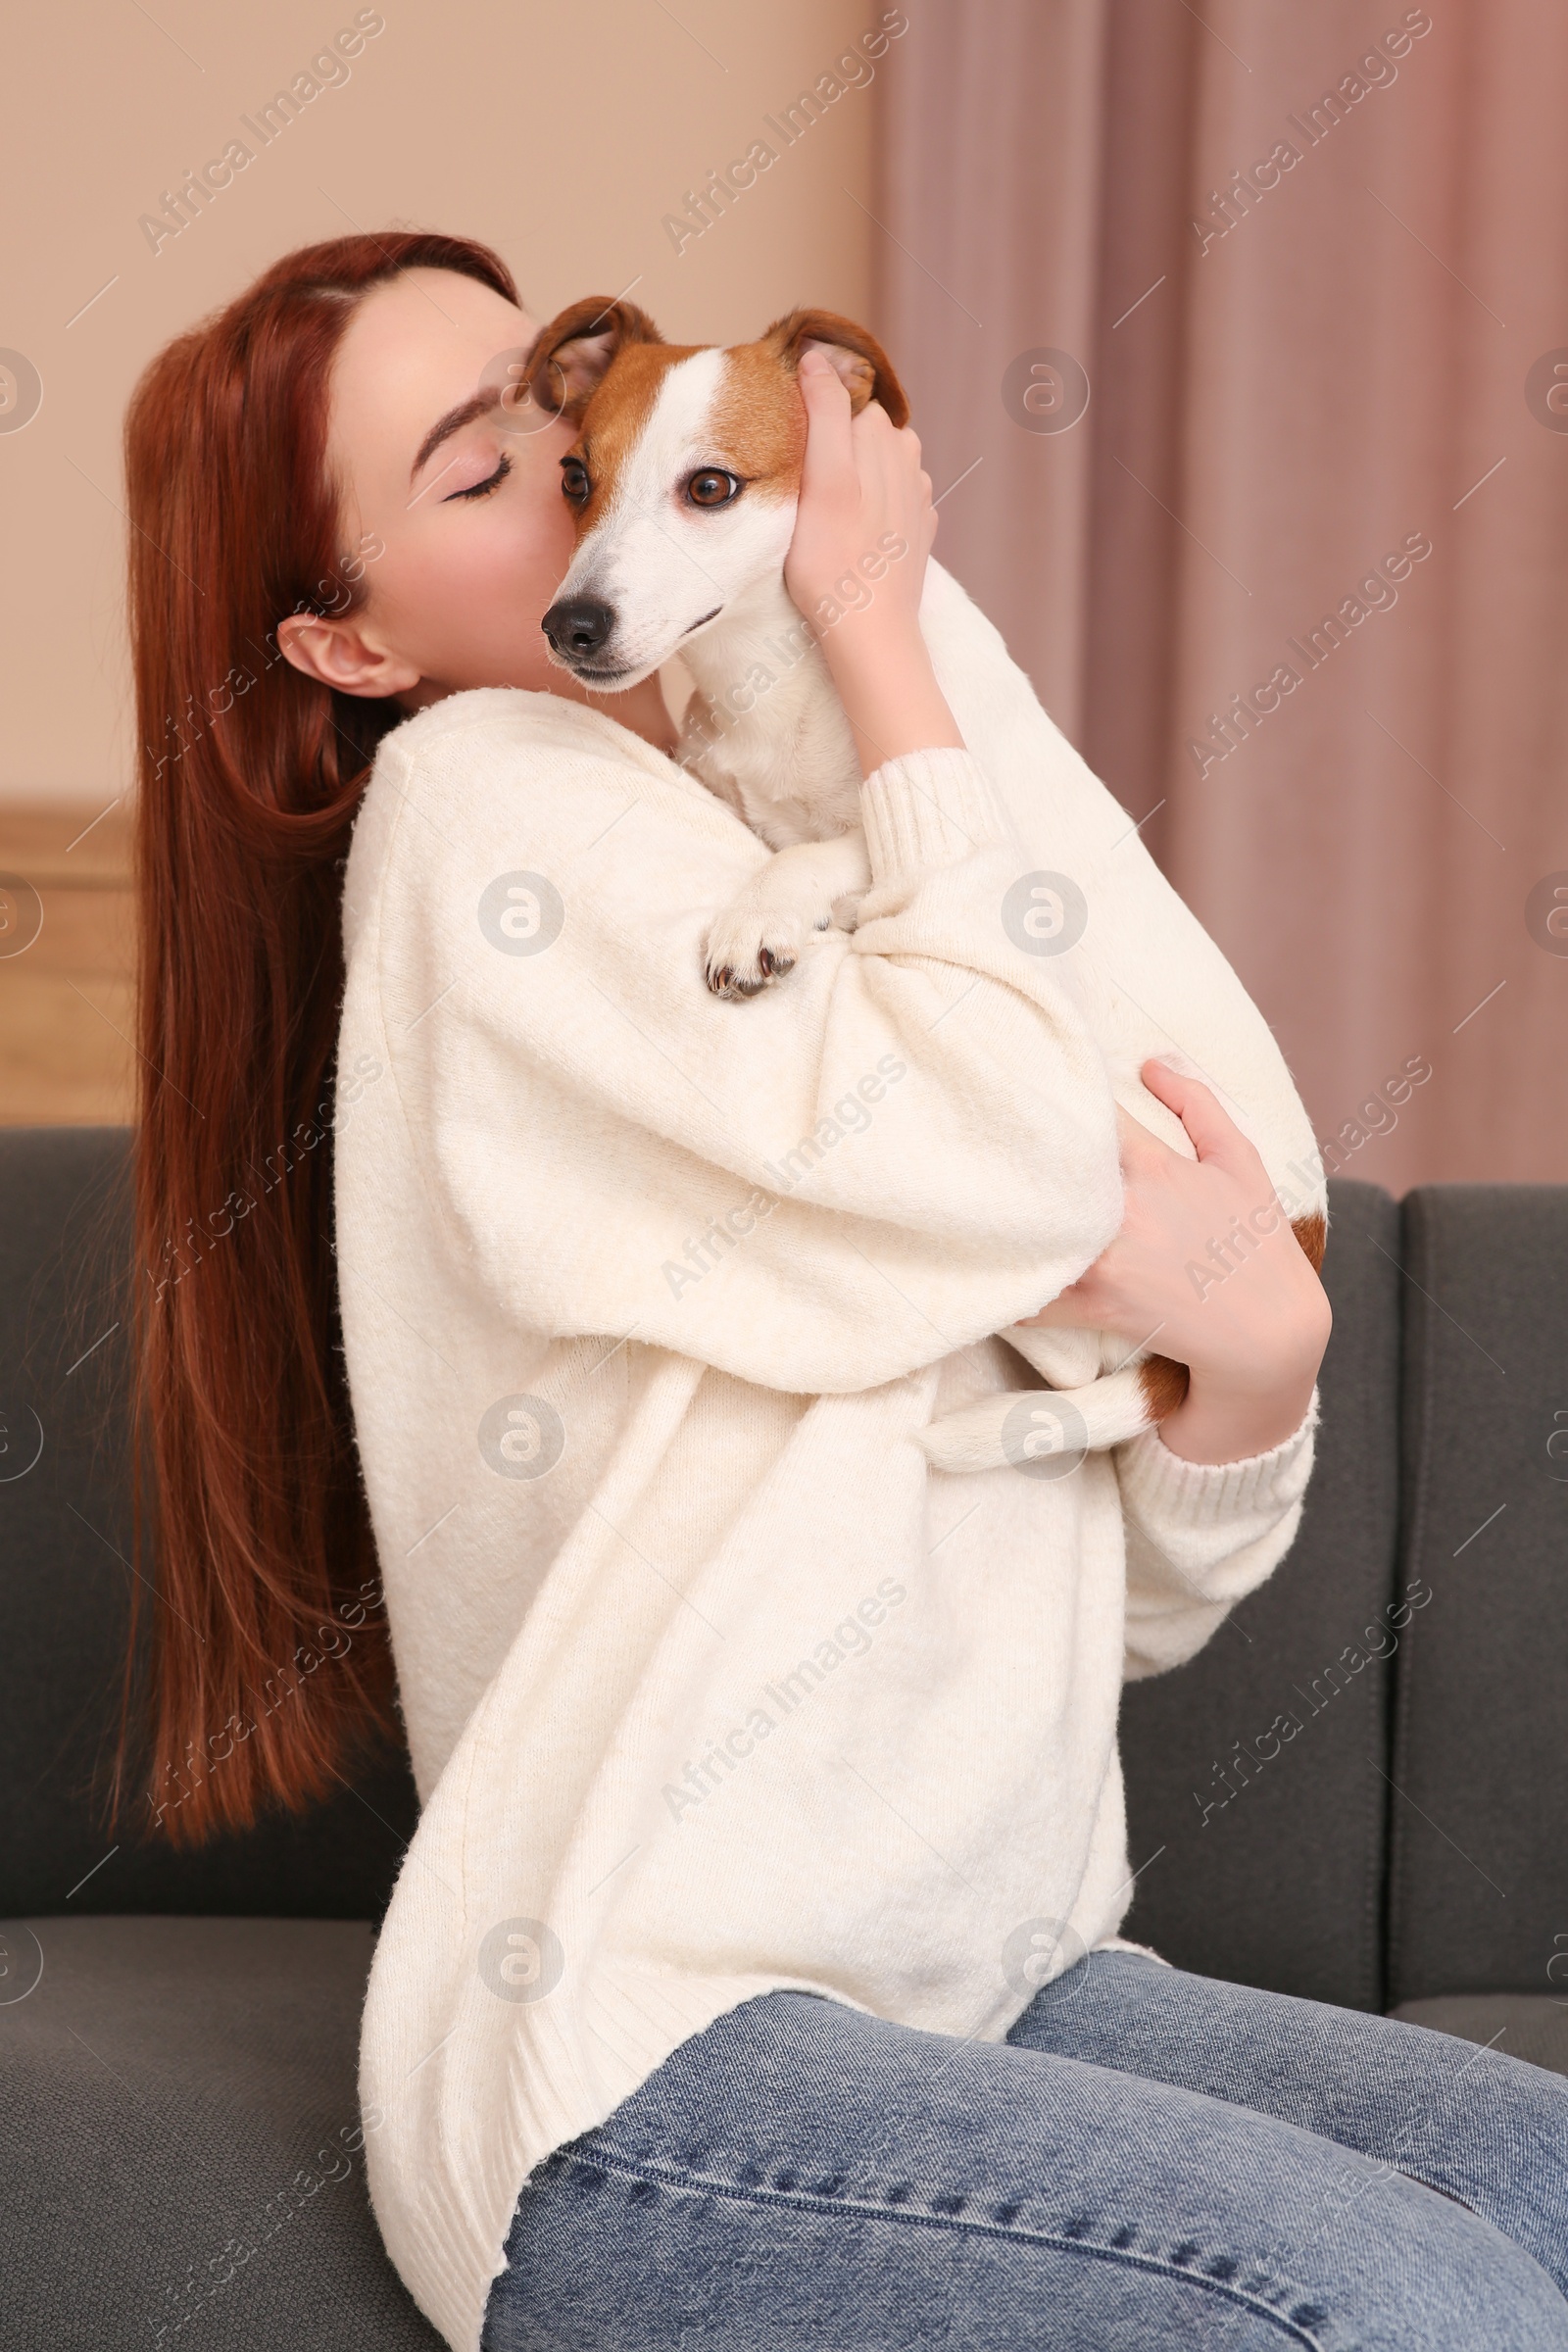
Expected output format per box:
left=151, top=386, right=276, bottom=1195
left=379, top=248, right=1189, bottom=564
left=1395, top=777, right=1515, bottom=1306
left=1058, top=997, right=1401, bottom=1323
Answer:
left=874, top=0, right=1568, bottom=1190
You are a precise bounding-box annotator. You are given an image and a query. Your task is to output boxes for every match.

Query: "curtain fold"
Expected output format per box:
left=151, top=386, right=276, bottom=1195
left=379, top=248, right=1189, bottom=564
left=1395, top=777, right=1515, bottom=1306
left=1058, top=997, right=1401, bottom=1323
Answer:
left=875, top=0, right=1568, bottom=1189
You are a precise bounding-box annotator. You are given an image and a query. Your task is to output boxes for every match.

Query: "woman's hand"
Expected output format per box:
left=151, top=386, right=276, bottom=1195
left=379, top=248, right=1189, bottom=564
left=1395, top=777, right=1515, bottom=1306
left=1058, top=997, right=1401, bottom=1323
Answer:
left=783, top=349, right=963, bottom=778
left=1023, top=1058, right=1332, bottom=1466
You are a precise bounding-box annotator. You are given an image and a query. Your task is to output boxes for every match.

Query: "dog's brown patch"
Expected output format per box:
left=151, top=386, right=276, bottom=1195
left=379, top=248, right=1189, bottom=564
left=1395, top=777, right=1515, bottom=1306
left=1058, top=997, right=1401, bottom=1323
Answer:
left=698, top=311, right=911, bottom=502
left=1139, top=1354, right=1192, bottom=1423
left=705, top=342, right=808, bottom=500
left=1140, top=1208, right=1328, bottom=1425
left=568, top=343, right=706, bottom=536
left=521, top=294, right=697, bottom=543
left=1291, top=1209, right=1327, bottom=1273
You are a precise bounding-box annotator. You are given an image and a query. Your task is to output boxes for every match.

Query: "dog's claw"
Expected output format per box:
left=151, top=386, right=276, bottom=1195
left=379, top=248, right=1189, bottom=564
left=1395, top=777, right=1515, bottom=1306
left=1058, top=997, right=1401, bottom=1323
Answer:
left=704, top=899, right=825, bottom=1001
left=705, top=942, right=800, bottom=998
left=706, top=959, right=771, bottom=1001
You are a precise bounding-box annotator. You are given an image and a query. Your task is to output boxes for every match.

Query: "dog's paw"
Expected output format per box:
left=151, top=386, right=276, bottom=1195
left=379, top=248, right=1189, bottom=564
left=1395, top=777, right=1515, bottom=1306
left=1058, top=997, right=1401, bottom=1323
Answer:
left=704, top=904, right=815, bottom=1000
left=703, top=838, right=868, bottom=1001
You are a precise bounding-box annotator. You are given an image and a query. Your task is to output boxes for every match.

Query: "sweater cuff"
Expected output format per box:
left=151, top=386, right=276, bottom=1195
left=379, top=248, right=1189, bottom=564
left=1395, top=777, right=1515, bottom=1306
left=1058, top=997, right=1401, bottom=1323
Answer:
left=1117, top=1385, right=1319, bottom=1532
left=858, top=746, right=1013, bottom=882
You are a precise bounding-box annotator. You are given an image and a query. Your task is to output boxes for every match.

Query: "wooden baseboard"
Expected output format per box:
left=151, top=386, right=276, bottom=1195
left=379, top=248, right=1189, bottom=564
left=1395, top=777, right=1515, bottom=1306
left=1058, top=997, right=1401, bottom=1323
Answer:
left=0, top=802, right=135, bottom=1126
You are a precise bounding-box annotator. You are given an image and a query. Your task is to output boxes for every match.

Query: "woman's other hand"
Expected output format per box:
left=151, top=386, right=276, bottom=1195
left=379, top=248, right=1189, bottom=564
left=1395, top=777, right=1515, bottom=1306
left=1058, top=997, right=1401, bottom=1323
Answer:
left=784, top=349, right=963, bottom=777
left=1023, top=1058, right=1332, bottom=1465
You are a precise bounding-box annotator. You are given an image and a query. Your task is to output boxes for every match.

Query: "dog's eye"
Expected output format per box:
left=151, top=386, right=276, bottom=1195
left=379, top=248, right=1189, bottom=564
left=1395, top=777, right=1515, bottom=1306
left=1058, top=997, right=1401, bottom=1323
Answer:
left=561, top=458, right=591, bottom=506
left=685, top=468, right=742, bottom=508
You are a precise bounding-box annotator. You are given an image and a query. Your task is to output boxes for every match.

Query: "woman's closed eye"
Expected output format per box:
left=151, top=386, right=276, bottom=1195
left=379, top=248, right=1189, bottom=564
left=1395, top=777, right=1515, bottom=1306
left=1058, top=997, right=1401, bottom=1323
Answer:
left=443, top=452, right=514, bottom=503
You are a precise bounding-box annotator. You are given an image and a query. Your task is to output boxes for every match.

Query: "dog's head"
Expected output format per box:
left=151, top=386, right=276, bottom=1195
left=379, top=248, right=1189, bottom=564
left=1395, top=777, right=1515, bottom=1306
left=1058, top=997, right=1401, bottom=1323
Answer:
left=528, top=297, right=907, bottom=688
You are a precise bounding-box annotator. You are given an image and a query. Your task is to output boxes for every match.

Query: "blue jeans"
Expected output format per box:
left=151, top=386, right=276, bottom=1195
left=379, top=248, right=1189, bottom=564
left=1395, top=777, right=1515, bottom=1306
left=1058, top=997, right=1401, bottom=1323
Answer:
left=481, top=1952, right=1568, bottom=2349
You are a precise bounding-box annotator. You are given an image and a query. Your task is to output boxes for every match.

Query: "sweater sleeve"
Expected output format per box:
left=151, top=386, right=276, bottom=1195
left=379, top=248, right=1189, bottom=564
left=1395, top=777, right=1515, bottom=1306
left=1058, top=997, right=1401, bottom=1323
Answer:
left=1115, top=1390, right=1319, bottom=1682
left=366, top=700, right=1125, bottom=1397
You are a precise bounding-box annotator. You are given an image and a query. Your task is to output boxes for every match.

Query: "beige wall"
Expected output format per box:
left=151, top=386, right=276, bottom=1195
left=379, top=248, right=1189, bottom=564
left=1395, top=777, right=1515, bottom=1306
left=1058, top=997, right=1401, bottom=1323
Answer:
left=0, top=0, right=877, bottom=805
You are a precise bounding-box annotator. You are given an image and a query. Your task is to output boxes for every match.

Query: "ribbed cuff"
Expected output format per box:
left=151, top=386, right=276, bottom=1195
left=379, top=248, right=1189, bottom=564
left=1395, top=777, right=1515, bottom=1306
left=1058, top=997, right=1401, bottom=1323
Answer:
left=1117, top=1385, right=1320, bottom=1530
left=858, top=747, right=1013, bottom=882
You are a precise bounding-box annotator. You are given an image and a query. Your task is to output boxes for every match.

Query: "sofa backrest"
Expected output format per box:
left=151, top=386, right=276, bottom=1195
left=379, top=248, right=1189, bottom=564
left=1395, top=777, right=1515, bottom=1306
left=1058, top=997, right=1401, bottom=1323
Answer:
left=1384, top=1184, right=1568, bottom=2007
left=1120, top=1173, right=1568, bottom=2016
left=1119, top=1176, right=1403, bottom=2012
left=0, top=1128, right=417, bottom=1920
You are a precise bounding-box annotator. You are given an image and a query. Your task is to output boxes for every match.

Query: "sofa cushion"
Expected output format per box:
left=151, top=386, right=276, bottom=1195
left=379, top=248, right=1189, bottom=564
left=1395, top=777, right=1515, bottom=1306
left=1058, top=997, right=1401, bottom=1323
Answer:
left=1388, top=1185, right=1568, bottom=2006
left=0, top=1127, right=419, bottom=1919
left=0, top=1913, right=443, bottom=2348
left=1119, top=1178, right=1403, bottom=2011
left=1391, top=1994, right=1568, bottom=2081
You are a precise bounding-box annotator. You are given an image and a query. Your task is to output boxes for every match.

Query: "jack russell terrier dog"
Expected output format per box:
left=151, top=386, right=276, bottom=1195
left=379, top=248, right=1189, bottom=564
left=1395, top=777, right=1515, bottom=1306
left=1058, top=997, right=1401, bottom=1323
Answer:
left=526, top=297, right=1327, bottom=1473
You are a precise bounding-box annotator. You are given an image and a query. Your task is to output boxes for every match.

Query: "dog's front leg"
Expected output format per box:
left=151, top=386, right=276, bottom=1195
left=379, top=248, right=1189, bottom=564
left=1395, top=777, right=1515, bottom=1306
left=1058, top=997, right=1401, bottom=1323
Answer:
left=705, top=828, right=871, bottom=1000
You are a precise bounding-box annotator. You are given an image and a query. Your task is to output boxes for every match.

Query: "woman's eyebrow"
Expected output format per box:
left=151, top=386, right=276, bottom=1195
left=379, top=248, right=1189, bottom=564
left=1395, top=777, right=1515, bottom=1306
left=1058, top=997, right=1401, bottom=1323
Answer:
left=410, top=388, right=501, bottom=484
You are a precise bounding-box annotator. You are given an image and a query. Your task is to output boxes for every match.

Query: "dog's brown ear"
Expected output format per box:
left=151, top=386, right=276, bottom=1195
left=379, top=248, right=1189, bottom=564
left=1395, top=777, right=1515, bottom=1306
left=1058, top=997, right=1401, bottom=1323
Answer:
left=522, top=296, right=664, bottom=418
left=762, top=308, right=909, bottom=427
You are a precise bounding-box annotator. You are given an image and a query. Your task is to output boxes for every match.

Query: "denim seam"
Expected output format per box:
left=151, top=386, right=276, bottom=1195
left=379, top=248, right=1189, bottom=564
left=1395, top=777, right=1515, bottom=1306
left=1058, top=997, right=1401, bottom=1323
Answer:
left=577, top=2149, right=1332, bottom=2348
left=1391, top=2163, right=1478, bottom=2215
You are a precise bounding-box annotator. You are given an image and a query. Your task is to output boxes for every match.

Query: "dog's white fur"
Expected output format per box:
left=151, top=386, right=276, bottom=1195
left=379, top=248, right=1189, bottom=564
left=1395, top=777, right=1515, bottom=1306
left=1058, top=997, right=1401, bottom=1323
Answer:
left=543, top=338, right=1327, bottom=1469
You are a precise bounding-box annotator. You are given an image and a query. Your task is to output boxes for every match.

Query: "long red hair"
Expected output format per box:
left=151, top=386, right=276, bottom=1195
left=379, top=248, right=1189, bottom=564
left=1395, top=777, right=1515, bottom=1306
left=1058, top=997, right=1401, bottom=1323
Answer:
left=112, top=232, right=519, bottom=1846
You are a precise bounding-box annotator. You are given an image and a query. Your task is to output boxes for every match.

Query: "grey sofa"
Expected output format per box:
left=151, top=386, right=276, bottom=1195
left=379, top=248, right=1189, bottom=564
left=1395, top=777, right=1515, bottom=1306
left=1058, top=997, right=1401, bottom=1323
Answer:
left=3, top=1129, right=1566, bottom=2348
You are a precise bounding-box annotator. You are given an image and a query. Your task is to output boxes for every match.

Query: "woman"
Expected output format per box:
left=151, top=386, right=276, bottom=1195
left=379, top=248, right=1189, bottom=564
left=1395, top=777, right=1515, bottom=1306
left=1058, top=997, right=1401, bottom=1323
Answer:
left=119, top=234, right=1568, bottom=2350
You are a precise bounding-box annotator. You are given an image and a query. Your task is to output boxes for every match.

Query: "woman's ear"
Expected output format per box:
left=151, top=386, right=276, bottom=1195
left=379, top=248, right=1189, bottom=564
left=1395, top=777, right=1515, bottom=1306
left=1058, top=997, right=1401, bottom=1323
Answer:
left=522, top=295, right=664, bottom=420
left=762, top=309, right=909, bottom=427
left=275, top=609, right=421, bottom=699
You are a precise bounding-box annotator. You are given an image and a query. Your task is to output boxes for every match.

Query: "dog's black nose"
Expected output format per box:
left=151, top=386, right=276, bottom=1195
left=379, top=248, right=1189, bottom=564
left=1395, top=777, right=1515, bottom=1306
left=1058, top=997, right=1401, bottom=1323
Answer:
left=542, top=597, right=615, bottom=658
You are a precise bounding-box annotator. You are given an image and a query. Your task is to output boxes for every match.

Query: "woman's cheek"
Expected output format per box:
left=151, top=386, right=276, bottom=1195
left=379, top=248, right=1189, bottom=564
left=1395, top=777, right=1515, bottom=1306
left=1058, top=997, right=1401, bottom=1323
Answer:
left=434, top=524, right=530, bottom=632
left=443, top=528, right=573, bottom=685
left=530, top=486, right=581, bottom=595
left=378, top=478, right=582, bottom=688
left=492, top=514, right=576, bottom=639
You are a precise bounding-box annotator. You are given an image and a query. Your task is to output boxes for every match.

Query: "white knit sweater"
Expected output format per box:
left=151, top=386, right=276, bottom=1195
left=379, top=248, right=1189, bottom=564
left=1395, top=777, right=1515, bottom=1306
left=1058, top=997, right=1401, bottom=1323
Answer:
left=336, top=689, right=1317, bottom=2352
